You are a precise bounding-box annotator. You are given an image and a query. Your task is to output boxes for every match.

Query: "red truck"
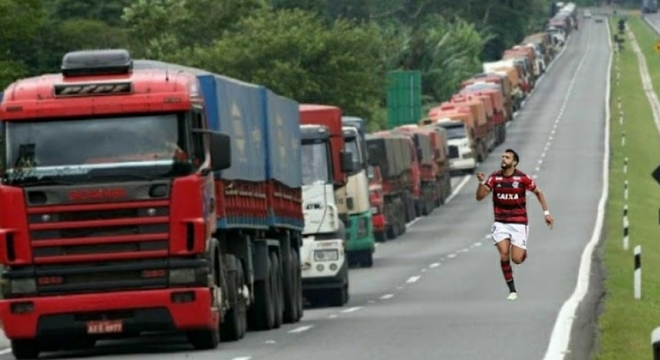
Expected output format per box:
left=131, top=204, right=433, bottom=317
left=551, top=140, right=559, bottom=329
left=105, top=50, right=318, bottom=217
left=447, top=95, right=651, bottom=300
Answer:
left=366, top=132, right=415, bottom=240
left=457, top=86, right=508, bottom=147
left=393, top=125, right=451, bottom=215
left=0, top=50, right=305, bottom=358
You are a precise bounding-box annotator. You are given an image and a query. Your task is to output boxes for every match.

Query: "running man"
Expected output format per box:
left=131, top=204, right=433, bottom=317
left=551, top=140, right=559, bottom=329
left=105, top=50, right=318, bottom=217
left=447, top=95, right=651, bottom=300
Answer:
left=475, top=148, right=554, bottom=301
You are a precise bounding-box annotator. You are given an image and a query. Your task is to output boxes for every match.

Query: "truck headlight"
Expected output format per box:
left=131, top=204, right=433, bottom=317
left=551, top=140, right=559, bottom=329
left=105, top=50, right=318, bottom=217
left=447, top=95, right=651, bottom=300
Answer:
left=314, top=250, right=339, bottom=262
left=11, top=279, right=36, bottom=294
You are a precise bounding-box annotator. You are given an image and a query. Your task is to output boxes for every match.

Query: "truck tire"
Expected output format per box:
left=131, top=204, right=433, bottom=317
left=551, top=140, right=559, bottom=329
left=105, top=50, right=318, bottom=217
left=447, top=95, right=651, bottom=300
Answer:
left=329, top=268, right=349, bottom=306
left=270, top=251, right=284, bottom=329
left=362, top=249, right=374, bottom=268
left=283, top=246, right=302, bottom=324
left=220, top=255, right=247, bottom=341
left=11, top=340, right=39, bottom=360
left=248, top=255, right=275, bottom=331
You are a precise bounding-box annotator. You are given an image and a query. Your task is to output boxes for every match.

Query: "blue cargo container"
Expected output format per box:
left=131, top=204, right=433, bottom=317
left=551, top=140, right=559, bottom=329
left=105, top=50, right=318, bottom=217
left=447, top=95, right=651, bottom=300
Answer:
left=262, top=88, right=302, bottom=188
left=198, top=75, right=266, bottom=182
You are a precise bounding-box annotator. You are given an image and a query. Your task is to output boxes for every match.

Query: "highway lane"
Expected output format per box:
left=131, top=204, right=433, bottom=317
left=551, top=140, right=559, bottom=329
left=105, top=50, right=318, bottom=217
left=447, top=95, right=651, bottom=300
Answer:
left=0, top=19, right=610, bottom=360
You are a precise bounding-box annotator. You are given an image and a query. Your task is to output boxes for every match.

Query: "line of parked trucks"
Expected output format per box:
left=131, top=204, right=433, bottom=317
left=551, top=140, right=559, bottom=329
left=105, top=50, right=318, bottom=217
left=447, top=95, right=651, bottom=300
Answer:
left=0, top=3, right=577, bottom=359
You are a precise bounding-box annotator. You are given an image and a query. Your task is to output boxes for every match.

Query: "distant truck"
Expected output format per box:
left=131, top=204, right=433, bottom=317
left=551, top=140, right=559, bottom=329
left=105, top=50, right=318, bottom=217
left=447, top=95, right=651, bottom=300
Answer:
left=0, top=50, right=305, bottom=359
left=341, top=116, right=376, bottom=267
left=394, top=125, right=452, bottom=212
left=366, top=132, right=415, bottom=239
left=299, top=105, right=353, bottom=306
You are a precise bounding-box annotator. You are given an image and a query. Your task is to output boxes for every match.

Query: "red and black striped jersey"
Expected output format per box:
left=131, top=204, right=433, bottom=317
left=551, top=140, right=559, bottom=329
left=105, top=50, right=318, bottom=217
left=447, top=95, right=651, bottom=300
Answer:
left=484, top=169, right=536, bottom=224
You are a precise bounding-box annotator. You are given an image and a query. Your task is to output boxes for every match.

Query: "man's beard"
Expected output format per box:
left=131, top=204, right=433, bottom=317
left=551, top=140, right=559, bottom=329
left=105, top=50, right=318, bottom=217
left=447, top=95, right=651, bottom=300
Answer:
left=501, top=162, right=510, bottom=169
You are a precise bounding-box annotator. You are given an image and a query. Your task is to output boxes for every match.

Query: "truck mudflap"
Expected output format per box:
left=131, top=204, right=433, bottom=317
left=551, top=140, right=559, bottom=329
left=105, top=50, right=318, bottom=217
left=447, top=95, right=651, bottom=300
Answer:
left=0, top=288, right=217, bottom=340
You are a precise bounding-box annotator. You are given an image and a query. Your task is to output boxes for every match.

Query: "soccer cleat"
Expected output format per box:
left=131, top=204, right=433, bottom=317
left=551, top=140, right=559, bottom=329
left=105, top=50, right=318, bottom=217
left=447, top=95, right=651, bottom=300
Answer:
left=507, top=292, right=518, bottom=301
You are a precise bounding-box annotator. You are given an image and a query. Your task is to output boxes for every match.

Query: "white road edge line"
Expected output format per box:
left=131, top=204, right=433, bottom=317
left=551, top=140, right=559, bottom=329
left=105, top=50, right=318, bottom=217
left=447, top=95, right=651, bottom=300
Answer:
left=231, top=357, right=253, bottom=360
left=543, top=19, right=611, bottom=360
left=445, top=175, right=471, bottom=204
left=381, top=294, right=395, bottom=300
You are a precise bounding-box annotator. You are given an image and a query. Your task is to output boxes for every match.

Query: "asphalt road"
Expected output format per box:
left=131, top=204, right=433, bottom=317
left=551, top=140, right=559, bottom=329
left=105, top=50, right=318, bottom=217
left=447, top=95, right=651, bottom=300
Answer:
left=0, top=17, right=611, bottom=360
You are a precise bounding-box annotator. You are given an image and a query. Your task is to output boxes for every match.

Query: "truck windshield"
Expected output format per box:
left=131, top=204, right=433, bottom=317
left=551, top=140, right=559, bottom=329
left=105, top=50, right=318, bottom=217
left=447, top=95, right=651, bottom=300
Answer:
left=441, top=124, right=467, bottom=140
left=301, top=141, right=331, bottom=186
left=4, top=113, right=190, bottom=185
left=344, top=137, right=362, bottom=173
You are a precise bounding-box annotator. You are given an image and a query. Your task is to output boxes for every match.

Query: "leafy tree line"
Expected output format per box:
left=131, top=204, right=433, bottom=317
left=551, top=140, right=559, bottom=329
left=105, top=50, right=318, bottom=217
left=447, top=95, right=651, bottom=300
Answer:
left=0, top=0, right=565, bottom=129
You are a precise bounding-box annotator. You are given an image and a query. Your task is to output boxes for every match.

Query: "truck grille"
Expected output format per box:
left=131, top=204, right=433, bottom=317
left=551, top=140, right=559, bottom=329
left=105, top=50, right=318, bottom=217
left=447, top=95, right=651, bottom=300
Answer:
left=448, top=145, right=459, bottom=159
left=27, top=200, right=170, bottom=264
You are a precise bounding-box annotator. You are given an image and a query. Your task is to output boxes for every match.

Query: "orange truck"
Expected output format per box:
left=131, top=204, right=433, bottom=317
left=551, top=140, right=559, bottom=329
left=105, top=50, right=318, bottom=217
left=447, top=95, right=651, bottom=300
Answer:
left=459, top=83, right=508, bottom=146
left=482, top=62, right=525, bottom=111
left=423, top=104, right=478, bottom=174
left=448, top=95, right=494, bottom=158
left=461, top=74, right=515, bottom=121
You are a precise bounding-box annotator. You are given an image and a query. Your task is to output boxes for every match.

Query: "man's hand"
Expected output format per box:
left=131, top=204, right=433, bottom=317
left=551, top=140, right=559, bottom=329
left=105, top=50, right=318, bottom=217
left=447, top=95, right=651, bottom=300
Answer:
left=545, top=214, right=554, bottom=229
left=477, top=172, right=486, bottom=183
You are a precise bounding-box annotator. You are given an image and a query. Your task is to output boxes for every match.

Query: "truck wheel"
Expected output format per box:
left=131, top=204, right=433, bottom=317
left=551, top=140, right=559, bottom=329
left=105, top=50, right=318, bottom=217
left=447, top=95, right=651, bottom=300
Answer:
left=386, top=224, right=396, bottom=239
left=362, top=250, right=374, bottom=268
left=374, top=231, right=387, bottom=243
left=248, top=255, right=275, bottom=331
left=329, top=271, right=349, bottom=307
left=11, top=340, right=39, bottom=360
left=220, top=256, right=247, bottom=341
left=284, top=247, right=302, bottom=324
left=270, top=252, right=284, bottom=329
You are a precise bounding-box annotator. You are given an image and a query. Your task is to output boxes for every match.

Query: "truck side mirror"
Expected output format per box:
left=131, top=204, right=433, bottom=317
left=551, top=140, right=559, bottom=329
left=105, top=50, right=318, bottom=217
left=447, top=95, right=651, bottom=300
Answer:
left=340, top=151, right=354, bottom=173
left=209, top=132, right=232, bottom=171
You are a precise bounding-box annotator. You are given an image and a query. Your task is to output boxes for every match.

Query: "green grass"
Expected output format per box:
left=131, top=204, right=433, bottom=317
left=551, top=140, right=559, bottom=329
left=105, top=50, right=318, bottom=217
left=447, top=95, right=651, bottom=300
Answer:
left=594, top=16, right=660, bottom=360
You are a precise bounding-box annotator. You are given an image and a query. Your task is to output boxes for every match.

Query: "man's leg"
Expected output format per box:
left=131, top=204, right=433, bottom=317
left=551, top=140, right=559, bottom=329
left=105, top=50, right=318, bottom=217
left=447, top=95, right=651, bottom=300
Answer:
left=495, top=238, right=517, bottom=296
left=511, top=245, right=527, bottom=264
left=510, top=224, right=529, bottom=264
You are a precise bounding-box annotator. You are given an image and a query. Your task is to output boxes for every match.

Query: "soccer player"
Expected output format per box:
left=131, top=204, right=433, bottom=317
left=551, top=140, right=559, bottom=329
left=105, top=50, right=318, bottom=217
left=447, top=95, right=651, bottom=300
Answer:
left=475, top=149, right=554, bottom=300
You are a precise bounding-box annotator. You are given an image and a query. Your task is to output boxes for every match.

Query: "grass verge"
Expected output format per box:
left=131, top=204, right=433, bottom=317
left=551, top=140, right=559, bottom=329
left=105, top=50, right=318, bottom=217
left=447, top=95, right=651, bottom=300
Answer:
left=594, top=16, right=660, bottom=360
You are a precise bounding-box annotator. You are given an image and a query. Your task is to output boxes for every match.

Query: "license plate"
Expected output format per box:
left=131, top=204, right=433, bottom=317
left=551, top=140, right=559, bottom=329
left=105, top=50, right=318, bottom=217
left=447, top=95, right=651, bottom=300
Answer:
left=86, top=320, right=123, bottom=334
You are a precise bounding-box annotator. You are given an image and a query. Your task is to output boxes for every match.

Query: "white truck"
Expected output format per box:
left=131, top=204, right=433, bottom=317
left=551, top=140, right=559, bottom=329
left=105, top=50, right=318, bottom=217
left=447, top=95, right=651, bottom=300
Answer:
left=299, top=124, right=351, bottom=307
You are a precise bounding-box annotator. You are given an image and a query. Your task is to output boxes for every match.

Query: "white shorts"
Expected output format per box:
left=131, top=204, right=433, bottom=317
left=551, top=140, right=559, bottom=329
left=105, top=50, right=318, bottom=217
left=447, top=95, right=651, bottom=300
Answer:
left=491, top=222, right=529, bottom=250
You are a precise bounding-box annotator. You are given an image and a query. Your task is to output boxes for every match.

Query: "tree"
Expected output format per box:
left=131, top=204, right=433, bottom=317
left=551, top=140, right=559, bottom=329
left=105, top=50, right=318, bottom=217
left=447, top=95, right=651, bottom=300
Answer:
left=0, top=0, right=45, bottom=88
left=165, top=7, right=389, bottom=123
